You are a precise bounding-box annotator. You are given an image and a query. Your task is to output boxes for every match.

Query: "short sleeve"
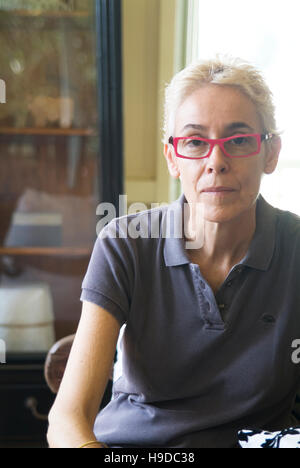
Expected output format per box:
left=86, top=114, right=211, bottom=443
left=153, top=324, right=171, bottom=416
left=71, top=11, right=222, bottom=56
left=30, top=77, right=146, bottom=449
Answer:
left=80, top=220, right=133, bottom=326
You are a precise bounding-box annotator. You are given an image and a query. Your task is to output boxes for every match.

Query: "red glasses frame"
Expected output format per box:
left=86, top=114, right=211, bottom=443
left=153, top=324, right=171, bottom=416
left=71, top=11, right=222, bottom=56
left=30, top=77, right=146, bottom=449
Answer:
left=168, top=133, right=272, bottom=159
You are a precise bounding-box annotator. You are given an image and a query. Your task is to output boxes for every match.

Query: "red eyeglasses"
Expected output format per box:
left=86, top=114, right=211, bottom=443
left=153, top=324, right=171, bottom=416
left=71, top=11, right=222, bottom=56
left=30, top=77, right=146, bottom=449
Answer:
left=168, top=133, right=273, bottom=159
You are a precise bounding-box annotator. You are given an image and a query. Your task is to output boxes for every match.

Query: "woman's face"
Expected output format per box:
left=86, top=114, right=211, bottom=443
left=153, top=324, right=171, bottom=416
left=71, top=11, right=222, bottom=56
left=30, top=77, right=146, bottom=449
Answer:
left=164, top=84, right=281, bottom=223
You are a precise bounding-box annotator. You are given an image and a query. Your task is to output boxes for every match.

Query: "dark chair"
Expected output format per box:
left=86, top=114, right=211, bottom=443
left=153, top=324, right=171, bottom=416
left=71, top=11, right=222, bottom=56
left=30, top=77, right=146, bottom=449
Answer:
left=44, top=335, right=76, bottom=394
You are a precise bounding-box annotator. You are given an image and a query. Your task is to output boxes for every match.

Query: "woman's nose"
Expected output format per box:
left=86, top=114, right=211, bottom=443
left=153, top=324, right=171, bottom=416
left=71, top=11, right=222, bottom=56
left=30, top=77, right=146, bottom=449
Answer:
left=205, top=143, right=230, bottom=174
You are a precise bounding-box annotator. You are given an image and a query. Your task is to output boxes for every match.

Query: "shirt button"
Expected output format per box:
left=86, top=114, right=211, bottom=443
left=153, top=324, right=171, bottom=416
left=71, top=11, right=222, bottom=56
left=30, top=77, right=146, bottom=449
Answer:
left=262, top=314, right=276, bottom=323
left=226, top=281, right=233, bottom=287
left=218, top=303, right=225, bottom=310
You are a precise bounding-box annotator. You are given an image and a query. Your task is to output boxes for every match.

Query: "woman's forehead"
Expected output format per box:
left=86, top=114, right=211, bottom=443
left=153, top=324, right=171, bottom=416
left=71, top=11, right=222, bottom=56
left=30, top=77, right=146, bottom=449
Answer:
left=174, top=84, right=262, bottom=134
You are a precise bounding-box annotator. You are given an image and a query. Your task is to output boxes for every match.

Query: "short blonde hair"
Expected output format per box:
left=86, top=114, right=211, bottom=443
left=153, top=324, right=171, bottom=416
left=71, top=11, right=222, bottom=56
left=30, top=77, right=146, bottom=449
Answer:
left=163, top=55, right=279, bottom=143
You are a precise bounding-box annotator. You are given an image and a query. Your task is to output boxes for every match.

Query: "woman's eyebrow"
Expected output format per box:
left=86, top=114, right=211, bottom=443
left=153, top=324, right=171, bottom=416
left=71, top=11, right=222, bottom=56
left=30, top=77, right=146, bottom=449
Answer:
left=181, top=122, right=255, bottom=133
left=181, top=124, right=207, bottom=132
left=225, top=122, right=255, bottom=132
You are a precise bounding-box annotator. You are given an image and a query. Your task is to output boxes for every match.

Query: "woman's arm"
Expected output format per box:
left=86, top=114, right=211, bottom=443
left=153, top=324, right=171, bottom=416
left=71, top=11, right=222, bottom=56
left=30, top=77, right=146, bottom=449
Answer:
left=47, top=300, right=121, bottom=448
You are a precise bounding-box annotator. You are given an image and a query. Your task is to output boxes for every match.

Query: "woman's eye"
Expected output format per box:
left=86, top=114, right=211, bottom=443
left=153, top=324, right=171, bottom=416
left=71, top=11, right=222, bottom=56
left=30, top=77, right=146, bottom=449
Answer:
left=231, top=136, right=248, bottom=145
left=186, top=139, right=205, bottom=147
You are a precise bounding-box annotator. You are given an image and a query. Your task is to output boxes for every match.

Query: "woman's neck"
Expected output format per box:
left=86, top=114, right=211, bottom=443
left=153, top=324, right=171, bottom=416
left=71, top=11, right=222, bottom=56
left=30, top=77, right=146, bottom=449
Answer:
left=185, top=203, right=257, bottom=269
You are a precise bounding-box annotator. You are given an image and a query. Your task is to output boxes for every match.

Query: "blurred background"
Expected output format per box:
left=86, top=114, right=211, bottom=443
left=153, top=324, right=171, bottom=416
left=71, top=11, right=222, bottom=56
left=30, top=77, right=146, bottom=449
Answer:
left=0, top=0, right=298, bottom=447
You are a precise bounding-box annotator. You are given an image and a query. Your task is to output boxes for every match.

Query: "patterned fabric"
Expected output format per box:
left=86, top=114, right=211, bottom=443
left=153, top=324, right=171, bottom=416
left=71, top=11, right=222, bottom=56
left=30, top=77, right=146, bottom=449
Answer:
left=238, top=427, right=300, bottom=448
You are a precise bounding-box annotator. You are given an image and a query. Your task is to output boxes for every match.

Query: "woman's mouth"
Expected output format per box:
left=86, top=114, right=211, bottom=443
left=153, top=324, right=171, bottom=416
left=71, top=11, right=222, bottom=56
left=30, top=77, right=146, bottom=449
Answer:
left=202, top=186, right=236, bottom=193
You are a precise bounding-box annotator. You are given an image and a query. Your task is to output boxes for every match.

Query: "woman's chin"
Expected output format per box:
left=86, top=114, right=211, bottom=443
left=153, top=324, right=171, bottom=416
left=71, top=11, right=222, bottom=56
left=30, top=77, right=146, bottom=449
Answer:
left=203, top=204, right=242, bottom=224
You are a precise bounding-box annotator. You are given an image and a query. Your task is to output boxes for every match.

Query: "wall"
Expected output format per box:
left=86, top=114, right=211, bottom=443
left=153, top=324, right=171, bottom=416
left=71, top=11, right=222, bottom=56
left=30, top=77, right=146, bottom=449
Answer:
left=122, top=0, right=177, bottom=206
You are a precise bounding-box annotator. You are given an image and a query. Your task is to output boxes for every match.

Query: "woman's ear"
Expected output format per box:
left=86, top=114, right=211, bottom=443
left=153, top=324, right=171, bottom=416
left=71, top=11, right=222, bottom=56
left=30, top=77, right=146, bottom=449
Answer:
left=264, top=135, right=281, bottom=175
left=164, top=143, right=181, bottom=179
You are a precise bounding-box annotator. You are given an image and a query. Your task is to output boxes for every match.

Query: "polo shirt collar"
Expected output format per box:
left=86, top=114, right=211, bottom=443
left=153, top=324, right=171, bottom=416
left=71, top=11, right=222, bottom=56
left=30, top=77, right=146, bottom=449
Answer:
left=163, top=193, right=277, bottom=271
left=240, top=194, right=277, bottom=271
left=163, top=193, right=190, bottom=267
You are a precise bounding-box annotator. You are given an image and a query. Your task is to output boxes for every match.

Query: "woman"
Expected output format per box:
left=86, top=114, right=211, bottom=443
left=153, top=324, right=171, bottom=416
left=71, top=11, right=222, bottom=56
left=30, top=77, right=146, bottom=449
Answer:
left=47, top=56, right=300, bottom=448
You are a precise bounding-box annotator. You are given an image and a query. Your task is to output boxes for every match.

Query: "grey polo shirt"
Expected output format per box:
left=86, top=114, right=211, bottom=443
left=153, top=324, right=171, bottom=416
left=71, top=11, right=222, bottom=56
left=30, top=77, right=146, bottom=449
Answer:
left=80, top=194, right=300, bottom=448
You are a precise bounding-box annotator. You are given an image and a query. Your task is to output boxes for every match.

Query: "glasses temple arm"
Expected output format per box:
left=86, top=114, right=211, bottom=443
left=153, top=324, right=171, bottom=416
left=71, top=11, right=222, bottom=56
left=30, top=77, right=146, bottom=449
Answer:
left=261, top=133, right=273, bottom=142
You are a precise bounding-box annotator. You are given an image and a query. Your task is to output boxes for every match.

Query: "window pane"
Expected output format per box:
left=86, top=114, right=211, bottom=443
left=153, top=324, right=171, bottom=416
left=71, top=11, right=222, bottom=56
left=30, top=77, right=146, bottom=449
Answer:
left=193, top=0, right=300, bottom=214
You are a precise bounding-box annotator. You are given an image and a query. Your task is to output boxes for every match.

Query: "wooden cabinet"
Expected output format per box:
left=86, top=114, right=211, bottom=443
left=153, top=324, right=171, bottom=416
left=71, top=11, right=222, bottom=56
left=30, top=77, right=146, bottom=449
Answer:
left=0, top=0, right=123, bottom=447
left=0, top=354, right=55, bottom=448
left=0, top=353, right=113, bottom=448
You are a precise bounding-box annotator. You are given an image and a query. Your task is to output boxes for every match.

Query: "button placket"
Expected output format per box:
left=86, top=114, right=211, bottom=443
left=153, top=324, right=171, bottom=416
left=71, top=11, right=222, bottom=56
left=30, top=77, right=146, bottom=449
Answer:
left=216, top=266, right=246, bottom=320
left=190, top=263, right=225, bottom=330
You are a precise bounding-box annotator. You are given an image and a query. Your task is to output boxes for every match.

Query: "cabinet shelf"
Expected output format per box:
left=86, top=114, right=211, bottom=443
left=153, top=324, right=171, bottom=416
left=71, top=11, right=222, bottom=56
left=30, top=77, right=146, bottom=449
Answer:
left=0, top=10, right=91, bottom=31
left=0, top=247, right=92, bottom=256
left=0, top=127, right=96, bottom=137
left=10, top=10, right=90, bottom=19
